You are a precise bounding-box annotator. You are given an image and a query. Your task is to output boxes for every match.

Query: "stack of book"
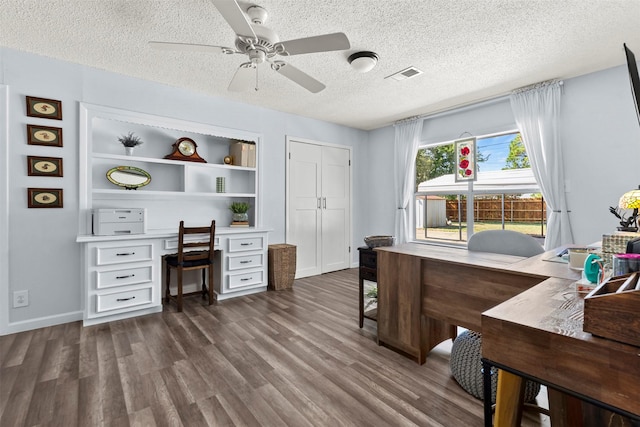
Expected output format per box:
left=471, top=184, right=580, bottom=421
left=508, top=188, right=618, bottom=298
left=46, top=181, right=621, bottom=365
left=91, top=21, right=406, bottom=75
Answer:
left=229, top=141, right=256, bottom=167
left=230, top=221, right=249, bottom=228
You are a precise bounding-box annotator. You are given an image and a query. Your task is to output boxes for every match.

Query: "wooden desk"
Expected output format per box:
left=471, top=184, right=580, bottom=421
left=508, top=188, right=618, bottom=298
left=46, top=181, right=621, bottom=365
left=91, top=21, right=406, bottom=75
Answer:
left=482, top=277, right=640, bottom=426
left=375, top=243, right=579, bottom=364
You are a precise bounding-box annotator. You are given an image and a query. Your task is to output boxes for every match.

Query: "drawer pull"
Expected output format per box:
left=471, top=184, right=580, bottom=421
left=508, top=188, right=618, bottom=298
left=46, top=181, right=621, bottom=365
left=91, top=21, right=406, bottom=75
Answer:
left=116, top=252, right=135, bottom=256
left=240, top=260, right=252, bottom=264
left=240, top=277, right=253, bottom=281
left=116, top=296, right=136, bottom=302
left=116, top=274, right=135, bottom=279
left=240, top=242, right=253, bottom=246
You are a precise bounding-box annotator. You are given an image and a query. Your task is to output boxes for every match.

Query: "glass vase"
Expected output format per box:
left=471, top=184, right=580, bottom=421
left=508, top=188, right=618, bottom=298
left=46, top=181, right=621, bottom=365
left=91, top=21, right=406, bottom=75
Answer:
left=232, top=213, right=248, bottom=222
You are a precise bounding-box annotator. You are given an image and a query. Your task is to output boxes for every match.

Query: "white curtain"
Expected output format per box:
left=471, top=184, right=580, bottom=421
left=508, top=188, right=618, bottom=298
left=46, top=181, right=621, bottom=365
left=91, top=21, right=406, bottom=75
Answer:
left=510, top=80, right=573, bottom=249
left=394, top=117, right=424, bottom=244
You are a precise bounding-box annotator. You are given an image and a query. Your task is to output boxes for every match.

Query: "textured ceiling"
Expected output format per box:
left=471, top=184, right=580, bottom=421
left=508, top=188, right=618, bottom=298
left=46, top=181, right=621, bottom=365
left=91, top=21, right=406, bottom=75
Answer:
left=1, top=0, right=639, bottom=130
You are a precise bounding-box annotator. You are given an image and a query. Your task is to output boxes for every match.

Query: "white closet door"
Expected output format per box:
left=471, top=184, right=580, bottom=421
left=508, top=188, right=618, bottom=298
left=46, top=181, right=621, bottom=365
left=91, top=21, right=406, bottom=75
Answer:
left=287, top=138, right=351, bottom=279
left=288, top=141, right=322, bottom=278
left=321, top=145, right=350, bottom=273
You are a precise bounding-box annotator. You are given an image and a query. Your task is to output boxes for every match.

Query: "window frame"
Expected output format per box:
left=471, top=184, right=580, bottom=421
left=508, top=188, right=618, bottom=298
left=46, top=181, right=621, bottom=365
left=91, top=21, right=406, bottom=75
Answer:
left=413, top=129, right=544, bottom=244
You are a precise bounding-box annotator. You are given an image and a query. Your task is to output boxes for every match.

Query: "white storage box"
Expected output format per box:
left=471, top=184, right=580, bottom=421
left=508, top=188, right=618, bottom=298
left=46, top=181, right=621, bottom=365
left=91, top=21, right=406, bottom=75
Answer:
left=92, top=208, right=145, bottom=236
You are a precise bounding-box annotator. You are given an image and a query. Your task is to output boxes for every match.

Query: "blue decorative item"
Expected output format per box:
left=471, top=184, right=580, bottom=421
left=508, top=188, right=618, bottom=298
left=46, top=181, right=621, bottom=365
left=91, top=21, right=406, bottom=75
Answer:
left=584, top=253, right=602, bottom=283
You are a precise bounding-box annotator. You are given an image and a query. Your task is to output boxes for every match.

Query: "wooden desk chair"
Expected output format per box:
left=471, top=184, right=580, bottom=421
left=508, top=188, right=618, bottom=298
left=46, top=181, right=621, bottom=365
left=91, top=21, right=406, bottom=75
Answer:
left=164, top=220, right=216, bottom=312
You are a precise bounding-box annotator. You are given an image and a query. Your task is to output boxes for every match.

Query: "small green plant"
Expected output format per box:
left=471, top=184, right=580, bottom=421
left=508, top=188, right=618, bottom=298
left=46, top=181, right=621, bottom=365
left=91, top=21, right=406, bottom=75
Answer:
left=365, top=286, right=378, bottom=309
left=229, top=202, right=250, bottom=213
left=118, top=132, right=144, bottom=147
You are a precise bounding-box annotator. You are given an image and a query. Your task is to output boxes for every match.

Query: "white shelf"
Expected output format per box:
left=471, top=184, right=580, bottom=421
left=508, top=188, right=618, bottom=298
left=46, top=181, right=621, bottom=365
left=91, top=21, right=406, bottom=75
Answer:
left=79, top=102, right=263, bottom=234
left=92, top=153, right=256, bottom=172
left=92, top=189, right=257, bottom=200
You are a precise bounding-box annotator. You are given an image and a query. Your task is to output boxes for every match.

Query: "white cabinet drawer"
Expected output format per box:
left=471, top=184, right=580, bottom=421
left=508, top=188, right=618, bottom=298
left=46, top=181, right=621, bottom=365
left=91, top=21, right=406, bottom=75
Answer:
left=96, top=286, right=153, bottom=313
left=228, top=253, right=263, bottom=271
left=96, top=266, right=152, bottom=289
left=164, top=236, right=219, bottom=251
left=228, top=270, right=264, bottom=290
left=96, top=244, right=152, bottom=265
left=228, top=236, right=264, bottom=253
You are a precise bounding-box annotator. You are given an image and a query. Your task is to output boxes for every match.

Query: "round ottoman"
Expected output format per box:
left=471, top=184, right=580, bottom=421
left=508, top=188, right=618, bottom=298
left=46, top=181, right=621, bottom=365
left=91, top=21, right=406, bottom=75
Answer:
left=450, top=330, right=541, bottom=404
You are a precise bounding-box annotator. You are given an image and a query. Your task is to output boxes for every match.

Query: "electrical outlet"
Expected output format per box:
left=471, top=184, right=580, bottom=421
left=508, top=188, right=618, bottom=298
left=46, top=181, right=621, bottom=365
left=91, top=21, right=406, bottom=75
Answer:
left=13, top=290, right=29, bottom=308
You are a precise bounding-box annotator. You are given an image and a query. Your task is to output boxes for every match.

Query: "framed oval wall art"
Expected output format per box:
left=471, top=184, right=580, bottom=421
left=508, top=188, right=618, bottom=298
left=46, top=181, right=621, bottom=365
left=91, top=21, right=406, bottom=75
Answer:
left=28, top=188, right=63, bottom=208
left=106, top=166, right=151, bottom=190
left=27, top=124, right=63, bottom=147
left=26, top=96, right=62, bottom=120
left=27, top=156, right=63, bottom=177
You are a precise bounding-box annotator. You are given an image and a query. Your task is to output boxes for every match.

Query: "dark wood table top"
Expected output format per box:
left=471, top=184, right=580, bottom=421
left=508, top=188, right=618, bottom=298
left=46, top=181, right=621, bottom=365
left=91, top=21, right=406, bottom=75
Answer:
left=376, top=243, right=581, bottom=281
left=482, top=277, right=640, bottom=417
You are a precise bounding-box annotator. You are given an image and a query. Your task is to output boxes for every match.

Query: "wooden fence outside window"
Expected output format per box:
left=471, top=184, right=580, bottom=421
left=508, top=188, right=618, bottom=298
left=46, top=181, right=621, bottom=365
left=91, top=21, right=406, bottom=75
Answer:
left=445, top=198, right=547, bottom=223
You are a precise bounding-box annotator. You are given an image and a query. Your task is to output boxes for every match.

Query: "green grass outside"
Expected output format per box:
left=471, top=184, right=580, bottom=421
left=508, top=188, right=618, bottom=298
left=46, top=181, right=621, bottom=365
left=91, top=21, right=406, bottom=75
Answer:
left=417, top=221, right=545, bottom=241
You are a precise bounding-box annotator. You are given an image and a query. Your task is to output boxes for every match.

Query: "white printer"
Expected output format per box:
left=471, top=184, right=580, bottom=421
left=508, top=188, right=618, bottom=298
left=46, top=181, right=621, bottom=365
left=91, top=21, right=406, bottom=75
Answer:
left=92, top=208, right=146, bottom=236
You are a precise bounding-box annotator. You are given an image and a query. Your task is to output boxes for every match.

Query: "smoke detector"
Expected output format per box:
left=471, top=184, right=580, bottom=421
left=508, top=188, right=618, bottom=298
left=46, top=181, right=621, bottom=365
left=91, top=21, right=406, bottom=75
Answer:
left=348, top=51, right=379, bottom=73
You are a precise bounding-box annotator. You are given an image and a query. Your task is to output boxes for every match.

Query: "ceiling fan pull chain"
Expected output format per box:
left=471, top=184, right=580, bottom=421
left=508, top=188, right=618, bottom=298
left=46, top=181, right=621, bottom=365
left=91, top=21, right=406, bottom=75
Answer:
left=255, top=64, right=259, bottom=91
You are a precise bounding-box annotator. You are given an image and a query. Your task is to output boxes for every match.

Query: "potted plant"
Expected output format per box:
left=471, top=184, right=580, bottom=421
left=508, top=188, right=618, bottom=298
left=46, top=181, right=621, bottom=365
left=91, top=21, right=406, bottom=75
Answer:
left=229, top=201, right=250, bottom=223
left=118, top=132, right=143, bottom=156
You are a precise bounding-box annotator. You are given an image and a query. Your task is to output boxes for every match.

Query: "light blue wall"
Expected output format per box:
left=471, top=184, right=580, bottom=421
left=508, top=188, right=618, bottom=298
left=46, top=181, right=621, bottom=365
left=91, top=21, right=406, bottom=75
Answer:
left=2, top=46, right=639, bottom=334
left=365, top=64, right=640, bottom=247
left=0, top=48, right=368, bottom=334
left=561, top=65, right=640, bottom=244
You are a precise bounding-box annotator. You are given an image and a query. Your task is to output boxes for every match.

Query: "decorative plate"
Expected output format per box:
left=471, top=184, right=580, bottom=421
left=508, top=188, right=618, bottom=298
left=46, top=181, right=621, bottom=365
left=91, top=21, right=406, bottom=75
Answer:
left=106, top=166, right=151, bottom=190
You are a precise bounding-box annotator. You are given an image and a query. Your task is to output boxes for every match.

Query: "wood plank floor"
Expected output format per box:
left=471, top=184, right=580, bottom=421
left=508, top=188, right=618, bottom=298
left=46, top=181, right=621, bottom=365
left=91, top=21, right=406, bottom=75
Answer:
left=0, top=268, right=551, bottom=426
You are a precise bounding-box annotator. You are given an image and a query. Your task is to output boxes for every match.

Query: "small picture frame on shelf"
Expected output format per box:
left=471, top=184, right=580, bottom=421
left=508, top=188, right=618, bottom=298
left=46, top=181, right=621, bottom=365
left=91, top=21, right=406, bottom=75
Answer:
left=27, top=188, right=63, bottom=208
left=27, top=156, right=63, bottom=177
left=26, top=96, right=63, bottom=120
left=27, top=124, right=63, bottom=147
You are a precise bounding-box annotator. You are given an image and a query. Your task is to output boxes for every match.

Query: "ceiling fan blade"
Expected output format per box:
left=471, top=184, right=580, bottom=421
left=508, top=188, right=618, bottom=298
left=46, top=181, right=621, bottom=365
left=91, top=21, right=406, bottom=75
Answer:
left=228, top=63, right=256, bottom=92
left=276, top=32, right=350, bottom=56
left=272, top=61, right=325, bottom=93
left=148, top=41, right=236, bottom=54
left=210, top=0, right=257, bottom=39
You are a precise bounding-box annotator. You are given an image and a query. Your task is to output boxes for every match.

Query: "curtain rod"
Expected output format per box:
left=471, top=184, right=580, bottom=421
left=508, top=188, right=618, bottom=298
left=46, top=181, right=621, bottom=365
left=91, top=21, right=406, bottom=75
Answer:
left=395, top=80, right=564, bottom=124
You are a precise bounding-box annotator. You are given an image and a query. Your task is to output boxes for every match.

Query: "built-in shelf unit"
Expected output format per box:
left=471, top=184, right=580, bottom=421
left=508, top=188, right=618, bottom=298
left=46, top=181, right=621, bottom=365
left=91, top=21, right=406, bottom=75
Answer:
left=77, top=103, right=269, bottom=325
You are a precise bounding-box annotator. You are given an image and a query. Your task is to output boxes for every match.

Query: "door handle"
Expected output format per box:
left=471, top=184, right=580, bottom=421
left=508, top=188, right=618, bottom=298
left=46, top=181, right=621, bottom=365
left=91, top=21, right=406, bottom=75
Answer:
left=317, top=198, right=321, bottom=209
left=323, top=197, right=327, bottom=209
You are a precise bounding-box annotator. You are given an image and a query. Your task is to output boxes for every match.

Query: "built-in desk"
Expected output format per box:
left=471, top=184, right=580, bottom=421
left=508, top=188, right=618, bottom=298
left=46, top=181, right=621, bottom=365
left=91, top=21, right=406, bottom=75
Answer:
left=77, top=227, right=270, bottom=325
left=375, top=243, right=580, bottom=364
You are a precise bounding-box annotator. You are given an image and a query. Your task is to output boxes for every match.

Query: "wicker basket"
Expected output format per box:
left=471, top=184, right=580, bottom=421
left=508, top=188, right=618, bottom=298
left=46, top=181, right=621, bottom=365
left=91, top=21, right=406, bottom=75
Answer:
left=364, top=235, right=394, bottom=248
left=602, top=232, right=638, bottom=264
left=268, top=244, right=296, bottom=290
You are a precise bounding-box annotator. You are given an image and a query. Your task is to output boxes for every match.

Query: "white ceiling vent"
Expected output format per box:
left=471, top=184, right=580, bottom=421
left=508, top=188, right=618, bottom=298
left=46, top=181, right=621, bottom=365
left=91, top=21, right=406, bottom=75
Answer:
left=385, top=66, right=423, bottom=81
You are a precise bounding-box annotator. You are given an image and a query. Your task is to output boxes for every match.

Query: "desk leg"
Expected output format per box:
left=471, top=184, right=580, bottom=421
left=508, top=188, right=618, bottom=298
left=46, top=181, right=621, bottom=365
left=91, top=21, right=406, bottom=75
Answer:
left=482, top=360, right=493, bottom=427
left=548, top=387, right=584, bottom=427
left=494, top=369, right=524, bottom=427
left=359, top=276, right=364, bottom=328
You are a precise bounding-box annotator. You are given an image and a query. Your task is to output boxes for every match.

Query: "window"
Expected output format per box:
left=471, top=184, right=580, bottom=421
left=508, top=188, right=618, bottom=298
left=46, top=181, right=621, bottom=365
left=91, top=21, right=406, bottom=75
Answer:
left=414, top=131, right=545, bottom=244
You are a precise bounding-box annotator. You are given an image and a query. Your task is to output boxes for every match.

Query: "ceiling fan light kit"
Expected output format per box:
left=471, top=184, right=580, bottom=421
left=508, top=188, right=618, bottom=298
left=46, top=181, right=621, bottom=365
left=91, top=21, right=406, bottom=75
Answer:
left=348, top=51, right=379, bottom=73
left=148, top=1, right=351, bottom=93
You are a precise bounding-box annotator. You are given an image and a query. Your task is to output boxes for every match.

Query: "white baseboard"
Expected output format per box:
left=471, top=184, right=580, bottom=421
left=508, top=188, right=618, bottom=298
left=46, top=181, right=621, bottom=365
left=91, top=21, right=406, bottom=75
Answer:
left=3, top=310, right=84, bottom=335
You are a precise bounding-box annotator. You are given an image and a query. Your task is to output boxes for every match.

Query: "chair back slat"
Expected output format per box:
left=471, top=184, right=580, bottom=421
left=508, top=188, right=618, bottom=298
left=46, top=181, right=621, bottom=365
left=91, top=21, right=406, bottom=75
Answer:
left=177, top=220, right=216, bottom=263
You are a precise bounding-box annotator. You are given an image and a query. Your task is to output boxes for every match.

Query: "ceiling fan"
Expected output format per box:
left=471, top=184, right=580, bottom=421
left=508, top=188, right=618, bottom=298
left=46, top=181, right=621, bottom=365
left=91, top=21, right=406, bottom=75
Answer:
left=149, top=0, right=350, bottom=93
